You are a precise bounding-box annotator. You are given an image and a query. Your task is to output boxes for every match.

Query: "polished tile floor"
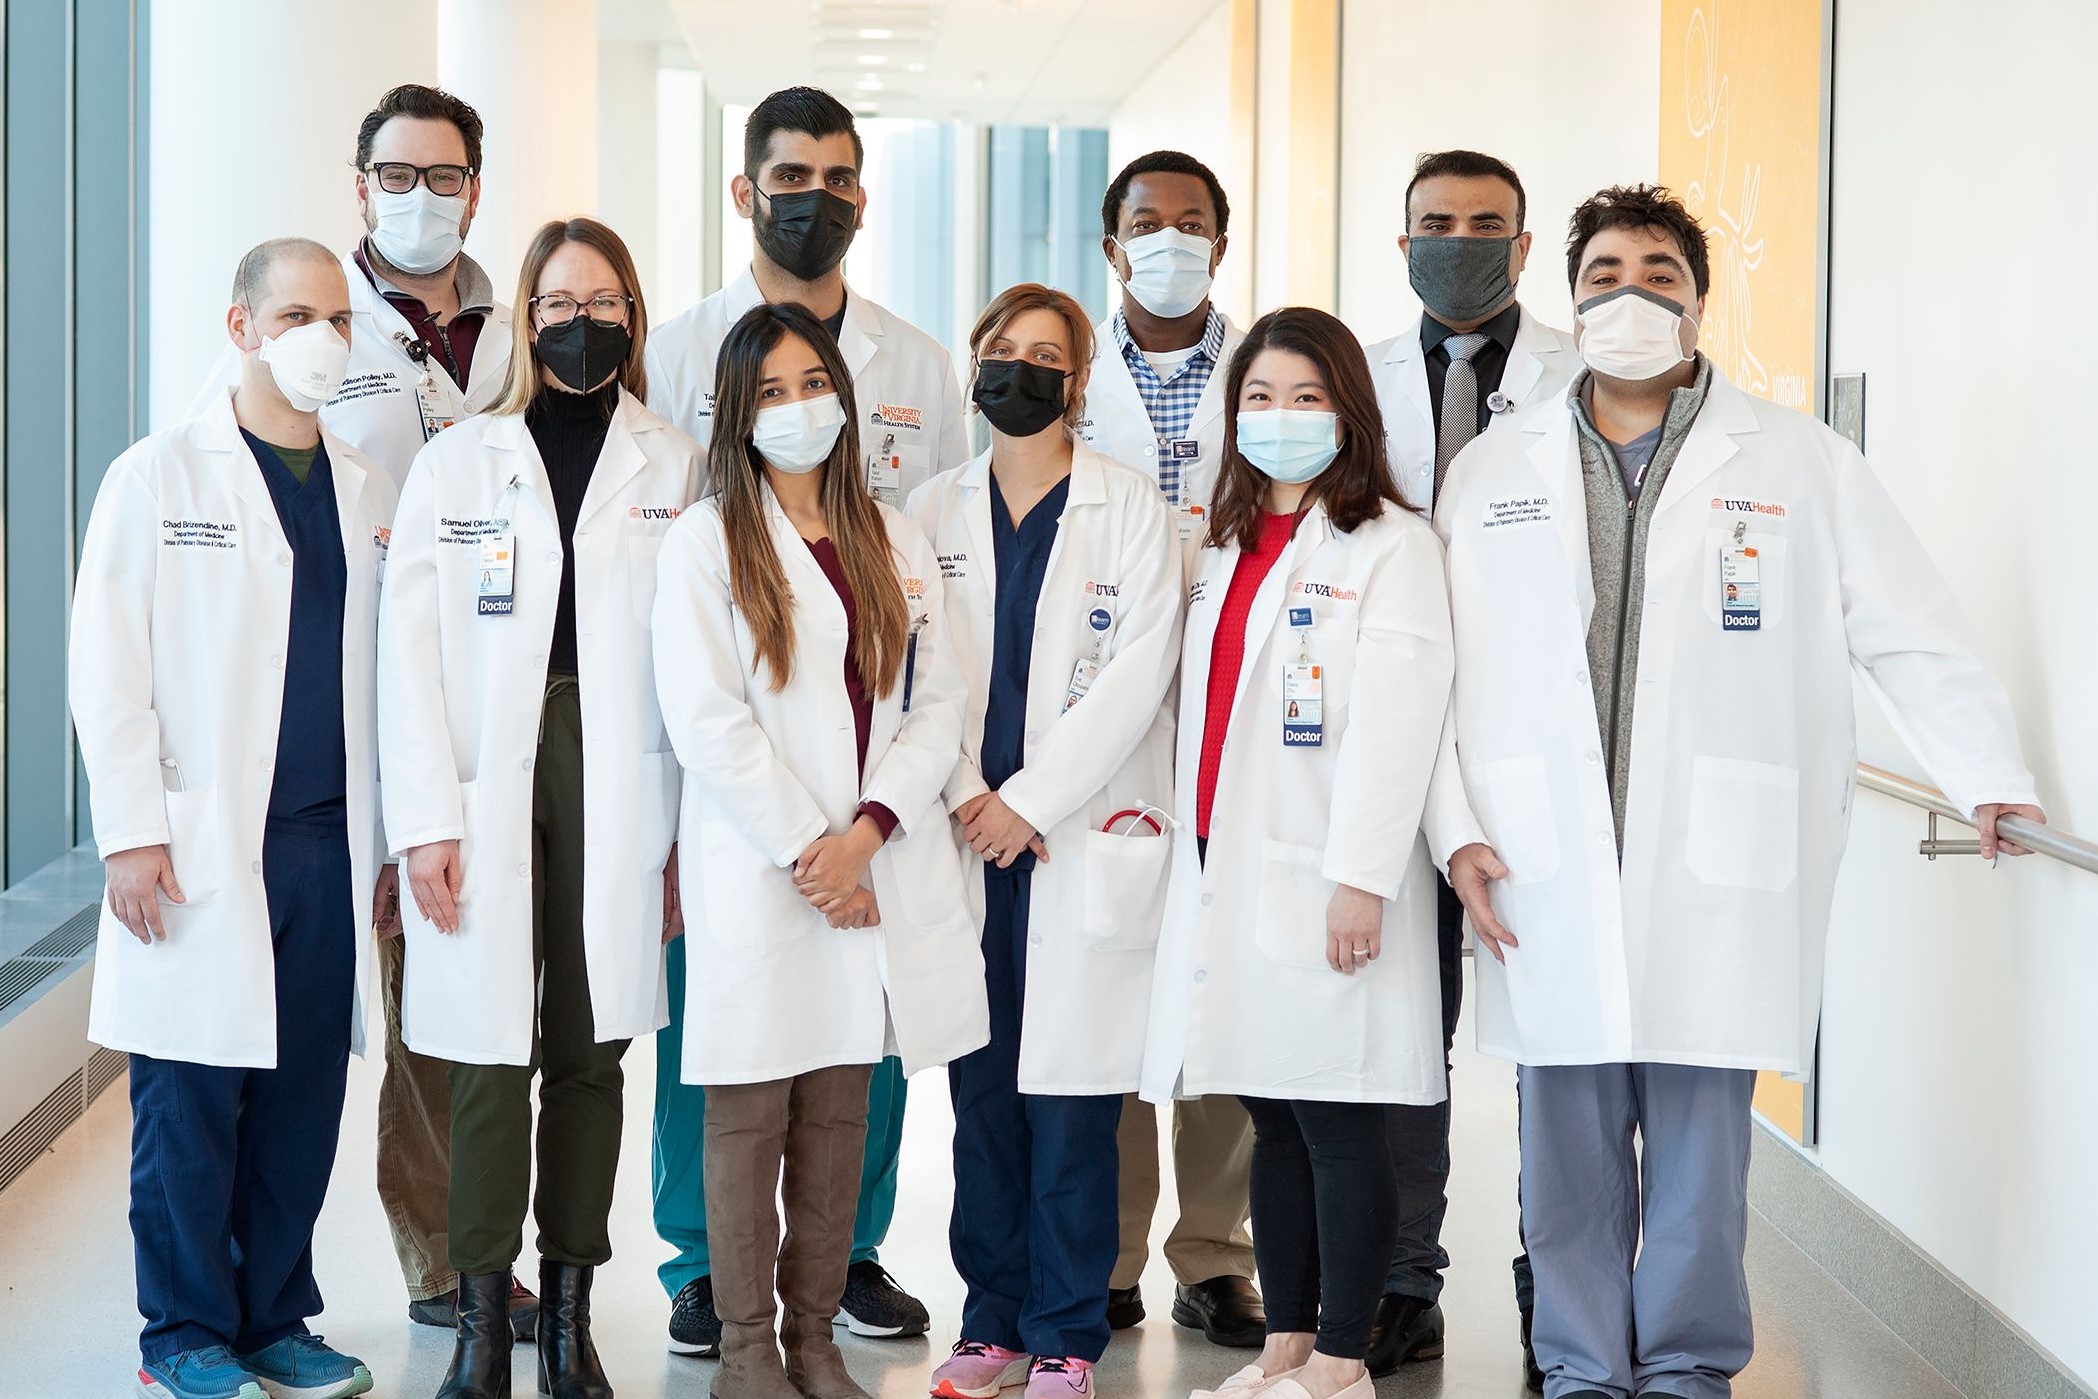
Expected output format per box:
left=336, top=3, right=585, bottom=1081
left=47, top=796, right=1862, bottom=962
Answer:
left=0, top=968, right=1962, bottom=1399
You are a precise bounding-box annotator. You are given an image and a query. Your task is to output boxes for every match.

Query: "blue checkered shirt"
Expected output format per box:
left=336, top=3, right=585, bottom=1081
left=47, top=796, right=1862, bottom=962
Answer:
left=1112, top=306, right=1227, bottom=507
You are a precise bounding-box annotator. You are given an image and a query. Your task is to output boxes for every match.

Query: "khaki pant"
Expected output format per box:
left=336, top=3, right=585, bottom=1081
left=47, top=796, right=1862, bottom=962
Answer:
left=1113, top=1093, right=1257, bottom=1289
left=376, top=932, right=455, bottom=1301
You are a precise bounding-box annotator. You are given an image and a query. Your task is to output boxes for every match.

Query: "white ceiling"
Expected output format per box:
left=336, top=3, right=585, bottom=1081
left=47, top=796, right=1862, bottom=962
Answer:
left=657, top=0, right=1225, bottom=125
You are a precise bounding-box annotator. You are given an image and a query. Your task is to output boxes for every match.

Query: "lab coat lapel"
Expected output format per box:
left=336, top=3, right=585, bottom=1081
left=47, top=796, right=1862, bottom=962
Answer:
left=1036, top=441, right=1107, bottom=626
left=957, top=449, right=999, bottom=612
left=1385, top=331, right=1434, bottom=438
left=1500, top=308, right=1552, bottom=411
left=1224, top=505, right=1327, bottom=734
left=198, top=388, right=291, bottom=544
left=1653, top=369, right=1758, bottom=518
left=575, top=389, right=651, bottom=528
left=1088, top=328, right=1149, bottom=437
left=837, top=283, right=882, bottom=380
left=1526, top=404, right=1595, bottom=630
left=481, top=409, right=558, bottom=533
left=764, top=482, right=847, bottom=629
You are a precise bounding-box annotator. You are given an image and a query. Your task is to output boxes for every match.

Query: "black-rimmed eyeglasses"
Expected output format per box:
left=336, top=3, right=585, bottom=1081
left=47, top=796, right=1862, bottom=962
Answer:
left=365, top=162, right=474, bottom=197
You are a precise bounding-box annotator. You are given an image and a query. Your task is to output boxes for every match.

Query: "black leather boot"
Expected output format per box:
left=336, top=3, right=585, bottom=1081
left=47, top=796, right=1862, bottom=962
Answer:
left=437, top=1270, right=513, bottom=1399
left=538, top=1260, right=612, bottom=1399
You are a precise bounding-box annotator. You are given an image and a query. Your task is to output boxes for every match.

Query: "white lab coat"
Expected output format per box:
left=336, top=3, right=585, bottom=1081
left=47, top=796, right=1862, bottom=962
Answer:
left=1140, top=501, right=1454, bottom=1106
left=653, top=492, right=989, bottom=1085
left=1079, top=309, right=1246, bottom=533
left=192, top=248, right=514, bottom=489
left=377, top=389, right=702, bottom=1066
left=906, top=441, right=1183, bottom=1094
left=70, top=388, right=396, bottom=1068
left=645, top=266, right=970, bottom=503
left=1365, top=305, right=1577, bottom=513
left=1423, top=367, right=2039, bottom=1076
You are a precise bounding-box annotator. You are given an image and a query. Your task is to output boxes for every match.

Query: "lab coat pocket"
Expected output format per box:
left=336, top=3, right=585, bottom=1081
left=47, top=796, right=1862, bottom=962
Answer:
left=1468, top=755, right=1561, bottom=886
left=161, top=783, right=222, bottom=907
left=628, top=534, right=666, bottom=623
left=636, top=751, right=679, bottom=874
left=1079, top=828, right=1172, bottom=951
left=1686, top=757, right=1799, bottom=892
left=1254, top=839, right=1337, bottom=970
left=694, top=820, right=810, bottom=950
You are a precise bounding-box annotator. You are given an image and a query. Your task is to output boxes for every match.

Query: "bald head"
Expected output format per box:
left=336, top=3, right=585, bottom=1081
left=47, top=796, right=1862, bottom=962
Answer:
left=232, top=237, right=338, bottom=307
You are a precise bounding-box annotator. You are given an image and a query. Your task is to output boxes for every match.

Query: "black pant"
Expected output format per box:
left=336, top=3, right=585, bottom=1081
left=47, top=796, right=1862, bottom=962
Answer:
left=1238, top=1096, right=1397, bottom=1360
left=1383, top=876, right=1465, bottom=1300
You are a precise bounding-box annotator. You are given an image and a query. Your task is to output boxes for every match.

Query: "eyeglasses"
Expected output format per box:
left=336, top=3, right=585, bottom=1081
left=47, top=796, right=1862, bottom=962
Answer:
left=531, top=294, right=634, bottom=327
left=365, top=162, right=474, bottom=197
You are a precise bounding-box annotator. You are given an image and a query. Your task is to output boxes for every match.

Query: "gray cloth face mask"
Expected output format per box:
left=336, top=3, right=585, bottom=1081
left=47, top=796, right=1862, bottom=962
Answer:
left=1407, top=234, right=1519, bottom=324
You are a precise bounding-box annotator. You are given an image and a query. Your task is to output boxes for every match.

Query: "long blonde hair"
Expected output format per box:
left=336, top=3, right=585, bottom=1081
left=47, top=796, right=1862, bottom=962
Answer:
left=707, top=302, right=908, bottom=696
left=494, top=217, right=650, bottom=415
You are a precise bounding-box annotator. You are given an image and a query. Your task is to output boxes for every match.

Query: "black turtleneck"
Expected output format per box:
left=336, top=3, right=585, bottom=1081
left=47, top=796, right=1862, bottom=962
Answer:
left=527, top=380, right=620, bottom=675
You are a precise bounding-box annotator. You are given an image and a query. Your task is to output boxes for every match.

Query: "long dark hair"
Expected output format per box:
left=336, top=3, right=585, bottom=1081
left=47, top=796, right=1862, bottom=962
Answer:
left=1205, top=306, right=1409, bottom=550
left=706, top=301, right=908, bottom=696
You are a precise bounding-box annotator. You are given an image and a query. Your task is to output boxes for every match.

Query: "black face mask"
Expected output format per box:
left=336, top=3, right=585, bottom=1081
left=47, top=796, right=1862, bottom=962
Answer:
left=534, top=317, right=631, bottom=393
left=973, top=359, right=1069, bottom=438
left=755, top=188, right=859, bottom=281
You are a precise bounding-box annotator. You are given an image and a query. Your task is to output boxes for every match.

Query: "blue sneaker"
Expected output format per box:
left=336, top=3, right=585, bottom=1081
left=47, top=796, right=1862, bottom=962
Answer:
left=236, top=1334, right=373, bottom=1399
left=135, top=1346, right=266, bottom=1399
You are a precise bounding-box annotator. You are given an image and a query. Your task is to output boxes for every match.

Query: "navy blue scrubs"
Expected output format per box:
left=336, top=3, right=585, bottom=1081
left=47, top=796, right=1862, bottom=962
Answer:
left=128, top=434, right=356, bottom=1363
left=947, top=471, right=1122, bottom=1362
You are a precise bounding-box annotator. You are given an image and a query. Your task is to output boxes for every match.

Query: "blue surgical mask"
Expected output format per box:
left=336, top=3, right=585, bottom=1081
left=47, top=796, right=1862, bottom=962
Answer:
left=1236, top=409, right=1339, bottom=483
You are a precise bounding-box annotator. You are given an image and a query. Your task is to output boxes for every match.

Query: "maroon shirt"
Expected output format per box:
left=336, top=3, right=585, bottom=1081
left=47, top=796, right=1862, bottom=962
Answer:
left=354, top=245, right=488, bottom=391
left=805, top=537, right=899, bottom=840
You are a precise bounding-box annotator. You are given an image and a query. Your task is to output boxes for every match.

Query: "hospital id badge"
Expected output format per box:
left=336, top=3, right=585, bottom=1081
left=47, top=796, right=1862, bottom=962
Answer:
left=1720, top=546, right=1761, bottom=632
left=416, top=372, right=458, bottom=442
left=1282, top=663, right=1323, bottom=747
left=866, top=432, right=902, bottom=508
left=1064, top=655, right=1102, bottom=713
left=477, top=534, right=516, bottom=616
left=1178, top=502, right=1205, bottom=545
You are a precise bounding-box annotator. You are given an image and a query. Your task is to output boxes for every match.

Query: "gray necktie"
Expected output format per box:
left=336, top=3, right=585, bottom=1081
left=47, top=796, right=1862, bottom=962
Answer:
left=1434, top=332, right=1491, bottom=507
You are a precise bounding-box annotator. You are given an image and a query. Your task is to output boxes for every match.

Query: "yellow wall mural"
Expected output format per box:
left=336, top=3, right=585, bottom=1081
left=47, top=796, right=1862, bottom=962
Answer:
left=1660, top=0, right=1828, bottom=1144
left=1660, top=0, right=1824, bottom=413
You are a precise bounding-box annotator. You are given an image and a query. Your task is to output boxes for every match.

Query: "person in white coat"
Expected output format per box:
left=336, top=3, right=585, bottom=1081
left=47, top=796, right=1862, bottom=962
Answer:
left=1142, top=308, right=1456, bottom=1399
left=72, top=239, right=391, bottom=1399
left=1082, top=151, right=1247, bottom=555
left=378, top=217, right=699, bottom=1399
left=651, top=300, right=986, bottom=1399
left=1429, top=186, right=2046, bottom=1399
left=1080, top=148, right=1264, bottom=1349
left=188, top=85, right=524, bottom=1339
left=907, top=285, right=1181, bottom=1399
left=1359, top=148, right=1580, bottom=1383
left=644, top=86, right=971, bottom=1350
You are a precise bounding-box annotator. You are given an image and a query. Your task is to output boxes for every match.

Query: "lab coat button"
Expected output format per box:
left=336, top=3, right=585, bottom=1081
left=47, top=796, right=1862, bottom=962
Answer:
left=1576, top=670, right=1589, bottom=685
left=1200, top=892, right=1212, bottom=907
left=1586, top=751, right=1599, bottom=764
left=516, top=863, right=529, bottom=877
left=1029, top=936, right=1042, bottom=948
left=277, top=552, right=291, bottom=566
left=271, top=655, right=285, bottom=669
left=1194, top=970, right=1207, bottom=984
left=546, top=551, right=560, bottom=563
left=251, top=860, right=262, bottom=874
left=521, top=757, right=534, bottom=772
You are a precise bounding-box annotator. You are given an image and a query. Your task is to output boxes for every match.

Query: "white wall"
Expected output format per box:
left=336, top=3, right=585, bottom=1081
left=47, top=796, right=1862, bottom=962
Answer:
left=1814, top=0, right=2098, bottom=1383
left=147, top=1, right=438, bottom=428
left=1106, top=2, right=1255, bottom=327
left=1336, top=0, right=1661, bottom=343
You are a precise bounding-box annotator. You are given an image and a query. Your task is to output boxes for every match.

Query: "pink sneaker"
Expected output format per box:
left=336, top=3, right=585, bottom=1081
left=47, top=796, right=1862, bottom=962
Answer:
left=1026, top=1357, right=1096, bottom=1399
left=931, top=1341, right=1030, bottom=1399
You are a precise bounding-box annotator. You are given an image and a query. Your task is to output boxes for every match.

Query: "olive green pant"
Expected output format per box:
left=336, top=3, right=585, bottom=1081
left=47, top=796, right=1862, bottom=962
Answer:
left=447, top=678, right=630, bottom=1276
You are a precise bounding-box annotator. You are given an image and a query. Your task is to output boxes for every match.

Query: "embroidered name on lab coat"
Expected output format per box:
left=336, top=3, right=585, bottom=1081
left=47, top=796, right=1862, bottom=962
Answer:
left=1483, top=496, right=1553, bottom=530
left=439, top=516, right=505, bottom=545
left=162, top=518, right=240, bottom=550
left=332, top=370, right=409, bottom=405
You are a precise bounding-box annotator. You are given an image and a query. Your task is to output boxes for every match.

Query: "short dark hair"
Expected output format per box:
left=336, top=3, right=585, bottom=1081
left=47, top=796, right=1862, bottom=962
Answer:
left=355, top=83, right=484, bottom=173
left=1405, top=149, right=1526, bottom=231
left=744, top=87, right=863, bottom=178
left=1100, top=150, right=1231, bottom=240
left=1565, top=184, right=1711, bottom=297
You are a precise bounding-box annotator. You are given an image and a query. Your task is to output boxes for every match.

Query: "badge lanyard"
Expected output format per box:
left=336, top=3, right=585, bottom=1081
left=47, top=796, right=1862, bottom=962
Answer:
left=1720, top=519, right=1762, bottom=632
left=1065, top=607, right=1112, bottom=713
left=1281, top=604, right=1324, bottom=747
left=867, top=430, right=902, bottom=508
left=478, top=477, right=521, bottom=617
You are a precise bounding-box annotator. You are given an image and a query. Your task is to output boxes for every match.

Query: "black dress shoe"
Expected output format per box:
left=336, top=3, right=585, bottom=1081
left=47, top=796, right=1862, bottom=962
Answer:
left=1170, top=1276, right=1266, bottom=1349
left=538, top=1260, right=611, bottom=1399
left=1364, top=1294, right=1445, bottom=1377
left=411, top=1282, right=539, bottom=1343
left=436, top=1270, right=512, bottom=1399
left=1105, top=1286, right=1145, bottom=1330
left=1520, top=1304, right=1545, bottom=1391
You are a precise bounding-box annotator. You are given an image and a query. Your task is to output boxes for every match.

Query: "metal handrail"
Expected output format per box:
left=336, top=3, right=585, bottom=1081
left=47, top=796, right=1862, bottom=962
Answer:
left=1855, top=763, right=2098, bottom=875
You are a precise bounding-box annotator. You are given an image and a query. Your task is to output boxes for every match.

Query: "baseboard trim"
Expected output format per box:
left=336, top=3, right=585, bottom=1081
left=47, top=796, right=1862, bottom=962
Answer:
left=1749, top=1121, right=2094, bottom=1399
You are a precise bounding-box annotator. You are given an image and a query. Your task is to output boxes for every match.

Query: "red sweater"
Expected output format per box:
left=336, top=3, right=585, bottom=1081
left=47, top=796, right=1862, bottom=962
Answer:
left=1196, top=512, right=1296, bottom=838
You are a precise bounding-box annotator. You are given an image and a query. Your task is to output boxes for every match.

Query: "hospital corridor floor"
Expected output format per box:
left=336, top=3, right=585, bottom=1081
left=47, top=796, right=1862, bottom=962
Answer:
left=0, top=967, right=1964, bottom=1399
